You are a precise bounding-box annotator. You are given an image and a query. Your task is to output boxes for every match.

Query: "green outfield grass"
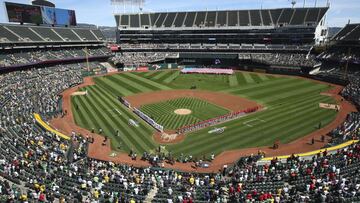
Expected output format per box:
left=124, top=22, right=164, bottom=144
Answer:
left=140, top=97, right=229, bottom=129
left=72, top=70, right=338, bottom=157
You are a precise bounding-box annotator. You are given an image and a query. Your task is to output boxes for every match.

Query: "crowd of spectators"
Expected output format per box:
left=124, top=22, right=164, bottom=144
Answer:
left=119, top=43, right=312, bottom=51
left=111, top=52, right=178, bottom=66
left=318, top=47, right=360, bottom=63
left=0, top=49, right=359, bottom=202
left=0, top=47, right=111, bottom=68
left=342, top=71, right=360, bottom=107
left=239, top=53, right=318, bottom=67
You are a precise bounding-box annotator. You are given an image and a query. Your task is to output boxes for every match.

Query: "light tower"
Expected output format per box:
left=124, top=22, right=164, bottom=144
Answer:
left=291, top=0, right=297, bottom=8
left=111, top=0, right=145, bottom=14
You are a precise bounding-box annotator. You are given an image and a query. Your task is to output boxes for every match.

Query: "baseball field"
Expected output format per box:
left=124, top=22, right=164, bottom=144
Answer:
left=71, top=70, right=338, bottom=158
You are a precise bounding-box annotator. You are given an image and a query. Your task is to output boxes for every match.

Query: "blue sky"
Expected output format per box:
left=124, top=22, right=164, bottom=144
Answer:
left=0, top=0, right=359, bottom=27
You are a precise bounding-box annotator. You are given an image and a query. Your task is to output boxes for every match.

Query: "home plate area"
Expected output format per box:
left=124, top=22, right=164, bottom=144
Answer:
left=243, top=118, right=266, bottom=127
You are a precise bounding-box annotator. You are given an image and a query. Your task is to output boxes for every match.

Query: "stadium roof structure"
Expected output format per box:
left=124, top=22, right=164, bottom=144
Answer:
left=332, top=23, right=360, bottom=42
left=115, top=7, right=328, bottom=30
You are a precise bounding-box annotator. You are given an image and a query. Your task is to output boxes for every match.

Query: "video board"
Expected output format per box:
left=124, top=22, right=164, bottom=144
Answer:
left=5, top=2, right=76, bottom=26
left=5, top=2, right=43, bottom=24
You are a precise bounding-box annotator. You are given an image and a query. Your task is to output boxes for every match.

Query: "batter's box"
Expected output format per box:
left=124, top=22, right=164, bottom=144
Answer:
left=243, top=118, right=266, bottom=127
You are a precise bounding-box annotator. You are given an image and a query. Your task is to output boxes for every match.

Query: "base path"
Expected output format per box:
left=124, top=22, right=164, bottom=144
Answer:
left=124, top=89, right=261, bottom=112
left=49, top=73, right=357, bottom=173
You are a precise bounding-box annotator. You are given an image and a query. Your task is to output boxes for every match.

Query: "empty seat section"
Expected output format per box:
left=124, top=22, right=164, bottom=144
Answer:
left=184, top=12, right=196, bottom=27
left=151, top=13, right=159, bottom=26
left=140, top=14, right=150, bottom=27
left=194, top=12, right=206, bottom=27
left=206, top=11, right=216, bottom=27
left=290, top=8, right=307, bottom=25
left=115, top=15, right=120, bottom=26
left=270, top=9, right=283, bottom=24
left=343, top=26, right=360, bottom=41
left=91, top=29, right=105, bottom=40
left=6, top=26, right=43, bottom=41
left=228, top=11, right=238, bottom=26
left=0, top=26, right=19, bottom=41
left=250, top=10, right=261, bottom=26
left=120, top=15, right=129, bottom=26
left=32, top=27, right=62, bottom=41
left=304, top=8, right=319, bottom=22
left=278, top=8, right=294, bottom=24
left=173, top=12, right=186, bottom=27
left=334, top=24, right=358, bottom=40
left=154, top=13, right=167, bottom=27
left=73, top=29, right=97, bottom=41
left=318, top=8, right=328, bottom=22
left=261, top=10, right=272, bottom=25
left=239, top=11, right=250, bottom=26
left=217, top=11, right=227, bottom=26
left=53, top=28, right=80, bottom=41
left=163, top=12, right=176, bottom=27
left=130, top=14, right=140, bottom=27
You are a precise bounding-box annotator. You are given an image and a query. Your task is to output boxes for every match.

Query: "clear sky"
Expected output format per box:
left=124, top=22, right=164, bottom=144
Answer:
left=0, top=0, right=359, bottom=27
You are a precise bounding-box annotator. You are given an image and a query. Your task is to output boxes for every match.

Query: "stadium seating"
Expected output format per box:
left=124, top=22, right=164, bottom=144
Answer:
left=0, top=24, right=105, bottom=43
left=239, top=53, right=317, bottom=67
left=116, top=8, right=328, bottom=29
left=0, top=47, right=111, bottom=68
left=0, top=42, right=359, bottom=203
left=332, top=24, right=360, bottom=41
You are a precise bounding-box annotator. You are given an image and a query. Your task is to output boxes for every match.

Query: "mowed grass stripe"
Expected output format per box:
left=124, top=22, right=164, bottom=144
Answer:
left=252, top=109, right=336, bottom=147
left=229, top=75, right=239, bottom=87
left=261, top=83, right=329, bottom=103
left=169, top=94, right=320, bottom=151
left=233, top=78, right=305, bottom=97
left=94, top=85, right=154, bottom=134
left=243, top=80, right=312, bottom=100
left=242, top=72, right=255, bottom=84
left=71, top=96, right=84, bottom=126
left=119, top=73, right=164, bottom=91
left=79, top=88, right=134, bottom=148
left=157, top=71, right=176, bottom=81
left=76, top=91, right=126, bottom=150
left=95, top=77, right=135, bottom=96
left=276, top=110, right=336, bottom=143
left=144, top=71, right=158, bottom=77
left=87, top=86, right=155, bottom=153
left=170, top=93, right=331, bottom=154
left=163, top=71, right=180, bottom=84
left=172, top=97, right=334, bottom=156
left=219, top=106, right=335, bottom=154
left=153, top=70, right=172, bottom=80
left=225, top=77, right=291, bottom=93
left=258, top=74, right=270, bottom=81
left=111, top=74, right=153, bottom=92
left=72, top=96, right=92, bottom=128
left=235, top=72, right=248, bottom=85
left=123, top=72, right=172, bottom=90
left=89, top=86, right=156, bottom=151
left=249, top=73, right=263, bottom=83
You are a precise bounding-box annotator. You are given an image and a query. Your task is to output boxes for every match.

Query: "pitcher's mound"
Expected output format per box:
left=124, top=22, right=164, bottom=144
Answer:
left=174, top=109, right=192, bottom=115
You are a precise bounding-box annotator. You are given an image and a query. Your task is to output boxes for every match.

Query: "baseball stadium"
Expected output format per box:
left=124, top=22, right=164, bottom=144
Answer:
left=0, top=0, right=359, bottom=202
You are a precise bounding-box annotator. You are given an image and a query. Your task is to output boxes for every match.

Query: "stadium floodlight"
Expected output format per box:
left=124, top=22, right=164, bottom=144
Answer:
left=111, top=0, right=145, bottom=13
left=111, top=0, right=144, bottom=5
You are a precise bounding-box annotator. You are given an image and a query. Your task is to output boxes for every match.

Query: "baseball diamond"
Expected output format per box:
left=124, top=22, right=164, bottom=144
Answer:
left=70, top=70, right=338, bottom=157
